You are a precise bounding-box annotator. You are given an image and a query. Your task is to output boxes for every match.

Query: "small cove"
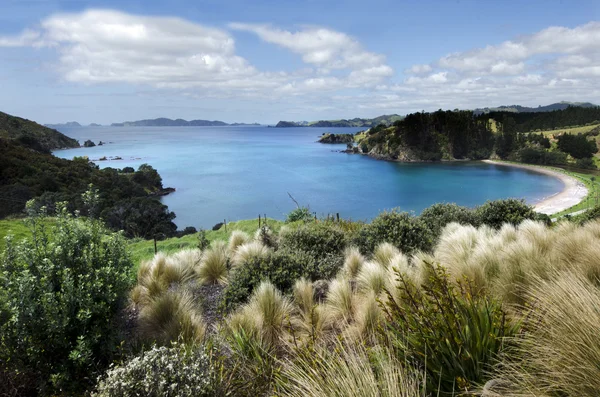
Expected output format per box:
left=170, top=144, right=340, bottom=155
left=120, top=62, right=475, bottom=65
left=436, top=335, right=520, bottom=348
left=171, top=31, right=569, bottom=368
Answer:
left=54, top=125, right=564, bottom=229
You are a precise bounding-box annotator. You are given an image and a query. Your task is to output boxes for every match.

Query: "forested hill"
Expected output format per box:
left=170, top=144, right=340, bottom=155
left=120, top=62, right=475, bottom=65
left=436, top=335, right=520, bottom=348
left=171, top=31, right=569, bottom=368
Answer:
left=474, top=101, right=597, bottom=114
left=488, top=105, right=600, bottom=132
left=0, top=111, right=185, bottom=238
left=0, top=111, right=79, bottom=153
left=275, top=114, right=402, bottom=128
left=342, top=106, right=599, bottom=166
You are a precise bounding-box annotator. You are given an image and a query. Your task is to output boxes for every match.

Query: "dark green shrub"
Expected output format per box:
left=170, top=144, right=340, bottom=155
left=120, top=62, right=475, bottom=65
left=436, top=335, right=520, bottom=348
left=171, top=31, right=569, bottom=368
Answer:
left=383, top=263, right=519, bottom=394
left=278, top=223, right=347, bottom=260
left=221, top=249, right=312, bottom=311
left=0, top=202, right=133, bottom=395
left=93, top=344, right=214, bottom=397
left=571, top=205, right=600, bottom=224
left=355, top=209, right=433, bottom=254
left=285, top=206, right=314, bottom=223
left=575, top=157, right=597, bottom=169
left=419, top=203, right=480, bottom=240
left=476, top=199, right=537, bottom=229
left=221, top=247, right=343, bottom=312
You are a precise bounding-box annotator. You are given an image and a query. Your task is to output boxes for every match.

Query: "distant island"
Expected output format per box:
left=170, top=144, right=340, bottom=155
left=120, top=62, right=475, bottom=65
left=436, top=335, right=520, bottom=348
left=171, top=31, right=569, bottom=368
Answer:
left=111, top=118, right=260, bottom=127
left=473, top=101, right=597, bottom=115
left=274, top=114, right=402, bottom=128
left=44, top=121, right=82, bottom=129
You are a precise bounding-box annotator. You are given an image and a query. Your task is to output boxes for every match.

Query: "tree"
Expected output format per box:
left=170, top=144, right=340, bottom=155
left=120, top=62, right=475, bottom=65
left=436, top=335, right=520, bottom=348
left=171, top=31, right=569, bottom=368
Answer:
left=557, top=133, right=598, bottom=159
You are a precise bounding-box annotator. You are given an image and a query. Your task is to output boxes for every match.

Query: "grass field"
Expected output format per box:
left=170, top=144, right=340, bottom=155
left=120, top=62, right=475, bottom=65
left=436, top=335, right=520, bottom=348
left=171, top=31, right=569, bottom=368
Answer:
left=0, top=217, right=288, bottom=266
left=128, top=218, right=287, bottom=264
left=0, top=218, right=56, bottom=252
left=537, top=123, right=600, bottom=137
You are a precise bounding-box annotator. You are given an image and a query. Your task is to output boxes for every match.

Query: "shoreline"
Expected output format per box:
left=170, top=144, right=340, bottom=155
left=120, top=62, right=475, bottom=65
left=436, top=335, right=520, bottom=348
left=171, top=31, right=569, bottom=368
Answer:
left=482, top=160, right=588, bottom=215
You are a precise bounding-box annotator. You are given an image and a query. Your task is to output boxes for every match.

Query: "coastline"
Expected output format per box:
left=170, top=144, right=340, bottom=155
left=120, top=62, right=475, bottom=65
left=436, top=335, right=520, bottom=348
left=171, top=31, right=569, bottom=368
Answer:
left=482, top=160, right=588, bottom=215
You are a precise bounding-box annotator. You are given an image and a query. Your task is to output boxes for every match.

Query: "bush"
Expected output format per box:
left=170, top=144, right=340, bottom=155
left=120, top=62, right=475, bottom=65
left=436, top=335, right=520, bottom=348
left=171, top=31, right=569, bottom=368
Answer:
left=476, top=198, right=537, bottom=229
left=278, top=223, right=347, bottom=260
left=285, top=206, right=314, bottom=223
left=383, top=263, right=519, bottom=394
left=93, top=344, right=214, bottom=397
left=575, top=157, right=597, bottom=169
left=355, top=210, right=433, bottom=254
left=419, top=203, right=480, bottom=239
left=220, top=249, right=312, bottom=311
left=0, top=202, right=132, bottom=395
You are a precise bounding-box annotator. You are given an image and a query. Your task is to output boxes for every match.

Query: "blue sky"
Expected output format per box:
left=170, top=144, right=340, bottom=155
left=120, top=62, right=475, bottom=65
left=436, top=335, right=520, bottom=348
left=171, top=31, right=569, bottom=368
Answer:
left=0, top=0, right=599, bottom=124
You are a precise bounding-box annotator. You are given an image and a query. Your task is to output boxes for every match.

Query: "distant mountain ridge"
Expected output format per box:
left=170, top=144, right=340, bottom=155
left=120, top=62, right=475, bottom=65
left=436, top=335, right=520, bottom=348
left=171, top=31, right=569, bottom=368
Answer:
left=111, top=118, right=260, bottom=127
left=275, top=114, right=403, bottom=128
left=0, top=111, right=79, bottom=152
left=474, top=101, right=597, bottom=115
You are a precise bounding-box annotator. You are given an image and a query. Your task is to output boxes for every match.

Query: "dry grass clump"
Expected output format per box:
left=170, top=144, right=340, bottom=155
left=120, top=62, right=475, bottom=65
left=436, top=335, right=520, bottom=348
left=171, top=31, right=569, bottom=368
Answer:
left=231, top=241, right=270, bottom=267
left=225, top=281, right=294, bottom=351
left=425, top=219, right=600, bottom=306
left=356, top=261, right=387, bottom=295
left=228, top=230, right=250, bottom=254
left=131, top=252, right=197, bottom=306
left=344, top=291, right=383, bottom=342
left=341, top=246, right=365, bottom=279
left=196, top=241, right=229, bottom=285
left=292, top=279, right=331, bottom=342
left=276, top=342, right=422, bottom=397
left=138, top=289, right=205, bottom=345
left=373, top=242, right=401, bottom=268
left=324, top=278, right=356, bottom=325
left=489, top=272, right=600, bottom=397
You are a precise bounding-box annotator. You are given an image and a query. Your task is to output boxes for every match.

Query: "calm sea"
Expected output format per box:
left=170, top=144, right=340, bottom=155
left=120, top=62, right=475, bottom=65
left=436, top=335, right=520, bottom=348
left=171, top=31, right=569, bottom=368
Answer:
left=54, top=126, right=563, bottom=229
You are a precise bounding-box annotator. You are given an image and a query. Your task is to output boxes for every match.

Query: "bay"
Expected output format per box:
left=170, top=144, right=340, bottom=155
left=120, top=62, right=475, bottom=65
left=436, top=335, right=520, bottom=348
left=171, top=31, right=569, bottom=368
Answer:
left=54, top=126, right=563, bottom=229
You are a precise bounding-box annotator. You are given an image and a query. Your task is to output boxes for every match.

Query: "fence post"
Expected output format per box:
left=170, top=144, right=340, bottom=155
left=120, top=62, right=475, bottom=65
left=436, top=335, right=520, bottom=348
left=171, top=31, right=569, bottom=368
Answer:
left=224, top=219, right=227, bottom=232
left=259, top=214, right=261, bottom=227
left=336, top=213, right=340, bottom=222
left=154, top=236, right=157, bottom=255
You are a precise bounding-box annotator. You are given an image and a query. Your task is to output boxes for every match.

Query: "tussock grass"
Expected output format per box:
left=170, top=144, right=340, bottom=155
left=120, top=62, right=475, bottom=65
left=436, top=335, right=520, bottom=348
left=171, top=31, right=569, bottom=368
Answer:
left=131, top=252, right=196, bottom=305
left=196, top=249, right=227, bottom=286
left=324, top=278, right=355, bottom=324
left=490, top=272, right=600, bottom=397
left=138, top=290, right=205, bottom=345
left=356, top=261, right=387, bottom=295
left=226, top=281, right=294, bottom=350
left=231, top=240, right=270, bottom=267
left=292, top=279, right=331, bottom=342
left=372, top=242, right=400, bottom=268
left=276, top=342, right=422, bottom=397
left=344, top=291, right=383, bottom=342
left=341, top=246, right=364, bottom=279
left=228, top=230, right=250, bottom=254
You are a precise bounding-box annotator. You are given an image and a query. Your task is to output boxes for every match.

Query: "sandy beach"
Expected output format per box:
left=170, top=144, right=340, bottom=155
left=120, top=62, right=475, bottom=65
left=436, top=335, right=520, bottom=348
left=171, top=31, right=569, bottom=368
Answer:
left=482, top=160, right=588, bottom=215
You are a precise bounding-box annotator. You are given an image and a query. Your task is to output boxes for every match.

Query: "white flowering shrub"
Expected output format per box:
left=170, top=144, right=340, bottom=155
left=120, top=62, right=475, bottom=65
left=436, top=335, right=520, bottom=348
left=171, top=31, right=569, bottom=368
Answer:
left=0, top=202, right=132, bottom=395
left=93, top=344, right=214, bottom=397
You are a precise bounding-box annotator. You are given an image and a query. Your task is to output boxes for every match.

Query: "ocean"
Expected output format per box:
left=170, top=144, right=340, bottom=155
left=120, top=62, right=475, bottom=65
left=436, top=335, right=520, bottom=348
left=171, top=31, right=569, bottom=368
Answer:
left=54, top=125, right=563, bottom=229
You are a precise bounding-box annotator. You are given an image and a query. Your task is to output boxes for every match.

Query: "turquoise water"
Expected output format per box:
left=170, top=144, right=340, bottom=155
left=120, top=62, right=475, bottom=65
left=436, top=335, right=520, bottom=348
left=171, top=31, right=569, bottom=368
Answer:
left=54, top=126, right=563, bottom=229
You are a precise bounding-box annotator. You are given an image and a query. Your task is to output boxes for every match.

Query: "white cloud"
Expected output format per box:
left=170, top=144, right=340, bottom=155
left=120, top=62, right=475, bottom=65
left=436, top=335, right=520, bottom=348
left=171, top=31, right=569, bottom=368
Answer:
left=0, top=9, right=392, bottom=97
left=229, top=23, right=386, bottom=69
left=404, top=64, right=432, bottom=75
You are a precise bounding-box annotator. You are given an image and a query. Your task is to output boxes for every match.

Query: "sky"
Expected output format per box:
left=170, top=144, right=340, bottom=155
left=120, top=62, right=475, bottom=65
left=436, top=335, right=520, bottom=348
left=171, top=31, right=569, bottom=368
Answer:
left=0, top=0, right=599, bottom=125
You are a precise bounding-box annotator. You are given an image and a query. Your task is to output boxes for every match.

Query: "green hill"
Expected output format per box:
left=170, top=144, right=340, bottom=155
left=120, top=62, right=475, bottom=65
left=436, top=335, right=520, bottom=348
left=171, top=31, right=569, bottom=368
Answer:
left=0, top=111, right=79, bottom=153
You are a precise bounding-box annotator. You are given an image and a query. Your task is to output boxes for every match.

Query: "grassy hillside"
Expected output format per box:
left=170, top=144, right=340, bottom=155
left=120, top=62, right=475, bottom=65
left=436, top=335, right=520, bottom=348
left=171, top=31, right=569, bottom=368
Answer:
left=128, top=218, right=287, bottom=264
left=0, top=111, right=79, bottom=152
left=0, top=217, right=286, bottom=265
